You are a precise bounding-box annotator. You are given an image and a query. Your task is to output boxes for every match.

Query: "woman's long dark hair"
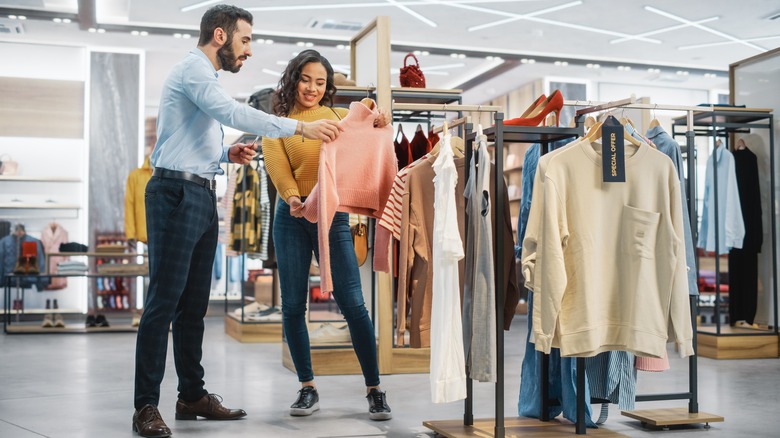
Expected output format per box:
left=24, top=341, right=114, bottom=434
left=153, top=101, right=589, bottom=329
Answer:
left=272, top=50, right=337, bottom=117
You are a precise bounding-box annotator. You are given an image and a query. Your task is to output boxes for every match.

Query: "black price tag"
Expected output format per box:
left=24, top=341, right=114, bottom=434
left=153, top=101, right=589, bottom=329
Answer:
left=601, top=115, right=625, bottom=183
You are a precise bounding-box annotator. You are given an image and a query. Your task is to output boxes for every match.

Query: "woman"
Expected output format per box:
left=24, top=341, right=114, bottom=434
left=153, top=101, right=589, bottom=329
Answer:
left=262, top=49, right=392, bottom=420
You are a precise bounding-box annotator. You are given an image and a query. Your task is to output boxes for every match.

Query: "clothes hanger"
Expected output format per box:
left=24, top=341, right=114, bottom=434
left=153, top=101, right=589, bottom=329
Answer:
left=736, top=138, right=747, bottom=150
left=395, top=123, right=405, bottom=143
left=648, top=104, right=661, bottom=129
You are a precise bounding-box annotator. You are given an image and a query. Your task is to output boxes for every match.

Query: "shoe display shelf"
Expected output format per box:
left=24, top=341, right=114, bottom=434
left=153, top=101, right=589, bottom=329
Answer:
left=224, top=270, right=283, bottom=343
left=2, top=251, right=147, bottom=334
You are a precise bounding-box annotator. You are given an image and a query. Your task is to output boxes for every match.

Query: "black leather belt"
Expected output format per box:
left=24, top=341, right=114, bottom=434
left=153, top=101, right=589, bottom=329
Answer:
left=153, top=168, right=216, bottom=190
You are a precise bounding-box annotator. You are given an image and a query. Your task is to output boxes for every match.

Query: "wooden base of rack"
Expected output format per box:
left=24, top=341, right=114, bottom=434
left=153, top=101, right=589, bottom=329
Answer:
left=423, top=417, right=627, bottom=437
left=386, top=346, right=430, bottom=374
left=696, top=326, right=779, bottom=359
left=224, top=314, right=282, bottom=343
left=621, top=408, right=724, bottom=429
left=282, top=340, right=363, bottom=375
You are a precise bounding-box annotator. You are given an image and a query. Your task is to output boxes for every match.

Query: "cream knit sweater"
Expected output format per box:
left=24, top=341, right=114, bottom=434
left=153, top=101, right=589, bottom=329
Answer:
left=521, top=139, right=693, bottom=359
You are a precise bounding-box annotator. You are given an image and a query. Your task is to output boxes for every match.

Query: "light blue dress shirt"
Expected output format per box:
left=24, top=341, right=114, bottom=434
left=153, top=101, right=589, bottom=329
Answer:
left=698, top=144, right=745, bottom=255
left=151, top=49, right=297, bottom=179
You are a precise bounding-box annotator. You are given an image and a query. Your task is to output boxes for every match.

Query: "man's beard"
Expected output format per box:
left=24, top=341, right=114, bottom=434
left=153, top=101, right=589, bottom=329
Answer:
left=217, top=40, right=241, bottom=73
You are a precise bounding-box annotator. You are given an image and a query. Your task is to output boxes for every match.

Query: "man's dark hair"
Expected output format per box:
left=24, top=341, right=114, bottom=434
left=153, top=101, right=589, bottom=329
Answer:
left=198, top=4, right=253, bottom=46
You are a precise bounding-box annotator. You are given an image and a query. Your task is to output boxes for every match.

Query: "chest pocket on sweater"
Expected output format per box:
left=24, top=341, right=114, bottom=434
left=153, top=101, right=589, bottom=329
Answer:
left=621, top=205, right=660, bottom=259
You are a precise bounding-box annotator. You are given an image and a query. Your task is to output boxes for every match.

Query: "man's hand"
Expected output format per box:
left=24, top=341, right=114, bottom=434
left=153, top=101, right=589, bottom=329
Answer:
left=301, top=119, right=343, bottom=142
left=287, top=196, right=304, bottom=218
left=228, top=142, right=257, bottom=164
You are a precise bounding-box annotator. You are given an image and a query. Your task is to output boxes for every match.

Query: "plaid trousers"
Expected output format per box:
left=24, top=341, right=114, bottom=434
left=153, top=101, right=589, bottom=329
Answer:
left=134, top=176, right=218, bottom=409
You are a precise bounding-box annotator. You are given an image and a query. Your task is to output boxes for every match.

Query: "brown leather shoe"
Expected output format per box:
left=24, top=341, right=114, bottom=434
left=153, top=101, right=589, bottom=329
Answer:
left=175, top=393, right=247, bottom=420
left=132, top=404, right=171, bottom=437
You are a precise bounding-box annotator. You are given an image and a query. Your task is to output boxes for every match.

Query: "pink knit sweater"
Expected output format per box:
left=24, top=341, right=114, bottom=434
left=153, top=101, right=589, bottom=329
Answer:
left=301, top=99, right=396, bottom=292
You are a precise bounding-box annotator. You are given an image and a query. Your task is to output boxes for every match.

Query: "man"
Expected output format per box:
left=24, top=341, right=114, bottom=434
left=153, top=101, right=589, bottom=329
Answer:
left=132, top=5, right=342, bottom=437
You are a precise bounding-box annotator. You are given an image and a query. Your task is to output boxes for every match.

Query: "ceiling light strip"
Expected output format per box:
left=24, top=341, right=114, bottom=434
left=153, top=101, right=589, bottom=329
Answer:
left=679, top=35, right=780, bottom=50
left=385, top=0, right=437, bottom=27
left=609, top=16, right=719, bottom=44
left=430, top=0, right=660, bottom=43
left=467, top=1, right=582, bottom=32
left=242, top=0, right=545, bottom=13
left=645, top=6, right=766, bottom=52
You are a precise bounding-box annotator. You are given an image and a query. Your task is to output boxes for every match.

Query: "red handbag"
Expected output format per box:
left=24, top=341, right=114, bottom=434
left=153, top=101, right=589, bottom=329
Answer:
left=399, top=53, right=426, bottom=88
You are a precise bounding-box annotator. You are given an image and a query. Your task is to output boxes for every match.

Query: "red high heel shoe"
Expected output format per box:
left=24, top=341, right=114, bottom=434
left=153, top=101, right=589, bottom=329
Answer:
left=505, top=90, right=564, bottom=127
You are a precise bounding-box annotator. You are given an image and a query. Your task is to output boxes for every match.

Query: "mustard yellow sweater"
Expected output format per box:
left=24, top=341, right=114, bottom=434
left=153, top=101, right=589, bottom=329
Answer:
left=262, top=105, right=349, bottom=201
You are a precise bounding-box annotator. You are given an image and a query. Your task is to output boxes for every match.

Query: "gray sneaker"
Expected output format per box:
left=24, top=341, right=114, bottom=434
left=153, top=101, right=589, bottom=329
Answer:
left=290, top=386, right=319, bottom=416
left=366, top=388, right=392, bottom=421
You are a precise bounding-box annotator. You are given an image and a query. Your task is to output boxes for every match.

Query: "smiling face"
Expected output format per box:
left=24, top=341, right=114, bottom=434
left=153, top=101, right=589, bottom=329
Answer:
left=217, top=18, right=253, bottom=73
left=294, top=61, right=327, bottom=111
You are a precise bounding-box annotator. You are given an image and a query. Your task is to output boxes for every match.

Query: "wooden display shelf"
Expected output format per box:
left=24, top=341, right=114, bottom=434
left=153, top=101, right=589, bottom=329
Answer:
left=223, top=314, right=282, bottom=343
left=423, top=417, right=627, bottom=437
left=282, top=340, right=364, bottom=376
left=621, top=408, right=723, bottom=429
left=696, top=326, right=779, bottom=359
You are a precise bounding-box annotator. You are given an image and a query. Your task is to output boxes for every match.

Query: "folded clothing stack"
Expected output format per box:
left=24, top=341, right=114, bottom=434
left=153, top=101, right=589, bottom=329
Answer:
left=57, top=260, right=88, bottom=274
left=97, top=262, right=148, bottom=276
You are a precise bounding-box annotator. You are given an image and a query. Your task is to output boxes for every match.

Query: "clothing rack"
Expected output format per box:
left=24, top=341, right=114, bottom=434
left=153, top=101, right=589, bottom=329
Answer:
left=559, top=99, right=731, bottom=432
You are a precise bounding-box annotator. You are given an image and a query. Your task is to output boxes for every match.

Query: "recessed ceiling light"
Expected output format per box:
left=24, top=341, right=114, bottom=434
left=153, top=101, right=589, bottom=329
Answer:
left=182, top=34, right=191, bottom=39
left=450, top=53, right=458, bottom=58
left=617, top=65, right=631, bottom=71
left=97, top=28, right=105, bottom=33
left=458, top=54, right=466, bottom=59
left=131, top=30, right=140, bottom=36
left=521, top=58, right=529, bottom=63
left=174, top=33, right=182, bottom=38
left=421, top=51, right=430, bottom=56
left=53, top=18, right=62, bottom=23
left=265, top=39, right=273, bottom=44
left=88, top=28, right=96, bottom=33
left=8, top=15, right=17, bottom=19
left=62, top=18, right=71, bottom=24
left=487, top=56, right=494, bottom=60
left=256, top=38, right=265, bottom=44
left=336, top=44, right=345, bottom=50
left=296, top=42, right=305, bottom=47
left=554, top=61, right=568, bottom=66
left=676, top=70, right=689, bottom=76
left=17, top=15, right=26, bottom=20
left=648, top=68, right=661, bottom=73
left=140, top=31, right=149, bottom=36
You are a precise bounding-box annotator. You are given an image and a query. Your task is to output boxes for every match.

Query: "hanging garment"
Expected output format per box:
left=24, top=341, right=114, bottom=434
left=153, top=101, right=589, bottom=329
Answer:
left=374, top=153, right=430, bottom=273
left=0, top=220, right=10, bottom=239
left=258, top=160, right=278, bottom=268
left=40, top=223, right=69, bottom=290
left=220, top=167, right=239, bottom=256
left=256, top=161, right=272, bottom=261
left=585, top=352, right=637, bottom=410
left=517, top=141, right=596, bottom=428
left=698, top=143, right=745, bottom=254
left=462, top=133, right=496, bottom=383
left=300, top=100, right=396, bottom=293
left=645, top=125, right=699, bottom=296
left=0, top=234, right=47, bottom=290
left=124, top=155, right=153, bottom=244
left=427, top=129, right=439, bottom=155
left=729, top=147, right=762, bottom=325
left=429, top=133, right=467, bottom=403
left=231, top=165, right=262, bottom=254
left=410, top=125, right=431, bottom=162
left=394, top=126, right=412, bottom=171
left=398, top=154, right=466, bottom=347
left=522, top=138, right=693, bottom=358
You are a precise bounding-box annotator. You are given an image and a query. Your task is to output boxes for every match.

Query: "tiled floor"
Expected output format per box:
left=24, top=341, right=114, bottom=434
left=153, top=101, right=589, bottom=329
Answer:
left=0, top=315, right=777, bottom=437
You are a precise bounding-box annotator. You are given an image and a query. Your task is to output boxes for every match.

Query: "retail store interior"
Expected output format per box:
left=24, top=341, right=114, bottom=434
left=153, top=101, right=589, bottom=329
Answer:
left=1, top=1, right=780, bottom=437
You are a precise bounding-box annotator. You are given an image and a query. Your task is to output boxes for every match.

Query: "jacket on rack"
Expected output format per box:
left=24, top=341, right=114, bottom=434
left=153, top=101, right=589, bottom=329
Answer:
left=231, top=164, right=262, bottom=253
left=0, top=234, right=47, bottom=290
left=522, top=138, right=693, bottom=358
left=300, top=100, right=396, bottom=293
left=698, top=143, right=745, bottom=254
left=124, top=155, right=153, bottom=244
left=40, top=223, right=69, bottom=290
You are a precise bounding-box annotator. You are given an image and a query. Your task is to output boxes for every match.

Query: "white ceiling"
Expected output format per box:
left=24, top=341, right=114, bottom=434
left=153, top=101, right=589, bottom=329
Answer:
left=1, top=0, right=779, bottom=112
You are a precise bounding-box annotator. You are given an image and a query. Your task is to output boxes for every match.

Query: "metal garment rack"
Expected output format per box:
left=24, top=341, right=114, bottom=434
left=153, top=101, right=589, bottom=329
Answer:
left=551, top=100, right=735, bottom=433
left=670, top=109, right=778, bottom=339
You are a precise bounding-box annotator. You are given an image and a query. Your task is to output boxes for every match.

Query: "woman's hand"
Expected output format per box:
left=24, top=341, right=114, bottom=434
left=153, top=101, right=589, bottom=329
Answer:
left=373, top=107, right=391, bottom=128
left=287, top=196, right=304, bottom=218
